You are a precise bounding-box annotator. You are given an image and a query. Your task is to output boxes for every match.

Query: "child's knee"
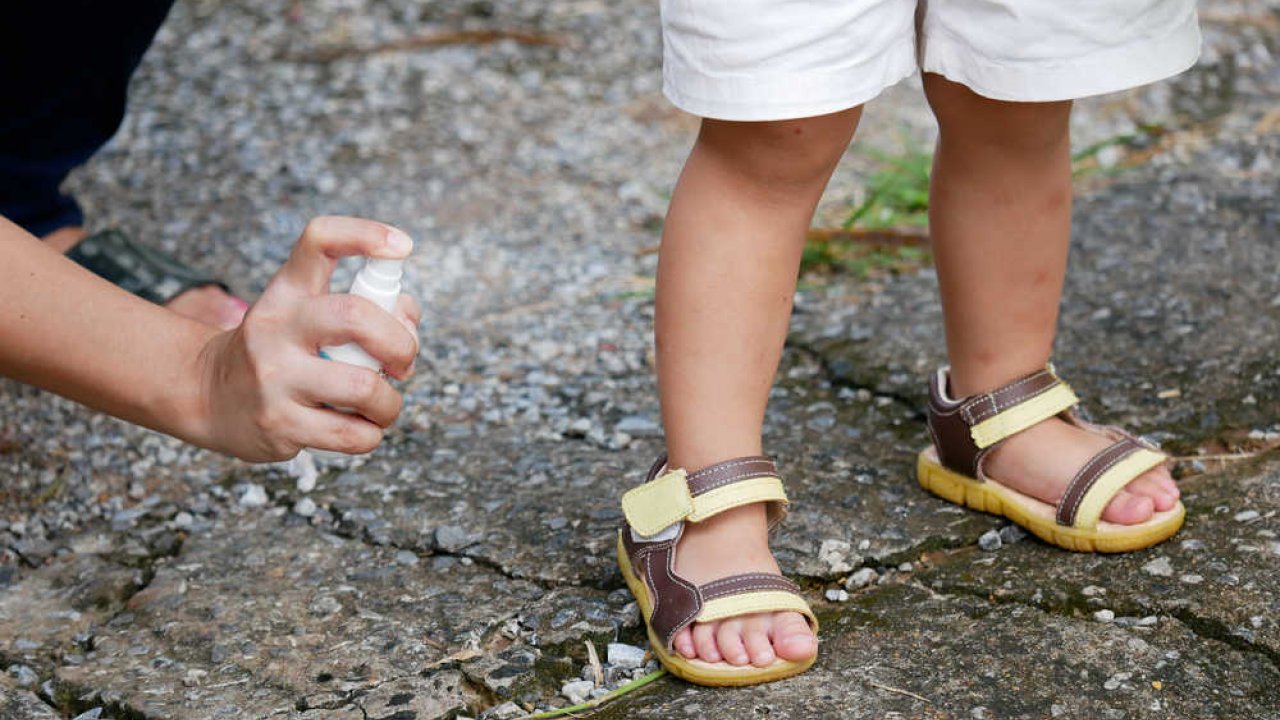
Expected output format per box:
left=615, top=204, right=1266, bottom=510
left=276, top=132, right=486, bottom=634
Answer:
left=924, top=74, right=1070, bottom=154
left=695, top=109, right=860, bottom=193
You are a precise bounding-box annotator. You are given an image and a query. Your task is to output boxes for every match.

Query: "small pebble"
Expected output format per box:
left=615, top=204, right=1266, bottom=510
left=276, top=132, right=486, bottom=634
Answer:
left=1180, top=574, right=1203, bottom=585
left=998, top=525, right=1027, bottom=545
left=237, top=484, right=268, bottom=508
left=72, top=710, right=103, bottom=720
left=485, top=702, right=525, bottom=720
left=978, top=529, right=1002, bottom=552
left=608, top=643, right=646, bottom=670
left=394, top=550, right=419, bottom=566
left=293, top=497, right=317, bottom=518
left=825, top=588, right=849, bottom=602
left=1234, top=510, right=1260, bottom=522
left=1081, top=585, right=1106, bottom=597
left=897, top=562, right=913, bottom=572
left=7, top=664, right=38, bottom=687
left=1094, top=609, right=1116, bottom=623
left=845, top=567, right=879, bottom=590
left=561, top=679, right=595, bottom=704
left=172, top=511, right=194, bottom=530
left=1142, top=557, right=1173, bottom=577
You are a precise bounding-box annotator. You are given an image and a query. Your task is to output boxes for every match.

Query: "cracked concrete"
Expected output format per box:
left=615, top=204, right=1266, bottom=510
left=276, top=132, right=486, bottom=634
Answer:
left=1, top=0, right=1278, bottom=718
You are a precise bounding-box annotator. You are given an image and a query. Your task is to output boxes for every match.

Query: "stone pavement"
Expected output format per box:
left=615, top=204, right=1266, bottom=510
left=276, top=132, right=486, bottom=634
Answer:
left=1, top=1, right=1277, bottom=718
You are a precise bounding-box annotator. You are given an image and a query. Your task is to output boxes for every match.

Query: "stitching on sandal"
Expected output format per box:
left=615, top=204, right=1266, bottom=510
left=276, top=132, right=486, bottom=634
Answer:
left=658, top=547, right=700, bottom=647
left=1058, top=442, right=1140, bottom=525
left=687, top=458, right=771, bottom=482
left=693, top=471, right=778, bottom=494
left=962, top=373, right=1064, bottom=425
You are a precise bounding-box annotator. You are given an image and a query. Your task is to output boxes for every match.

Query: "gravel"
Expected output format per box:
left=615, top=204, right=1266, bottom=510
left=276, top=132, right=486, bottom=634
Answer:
left=7, top=663, right=39, bottom=687
left=607, top=642, right=646, bottom=670
left=293, top=497, right=318, bottom=518
left=561, top=679, right=595, bottom=705
left=1142, top=557, right=1175, bottom=577
left=236, top=483, right=268, bottom=508
left=845, top=567, right=880, bottom=590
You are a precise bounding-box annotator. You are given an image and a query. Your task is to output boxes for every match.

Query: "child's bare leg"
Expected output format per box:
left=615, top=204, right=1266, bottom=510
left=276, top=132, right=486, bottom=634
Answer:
left=657, top=109, right=860, bottom=666
left=923, top=74, right=1179, bottom=523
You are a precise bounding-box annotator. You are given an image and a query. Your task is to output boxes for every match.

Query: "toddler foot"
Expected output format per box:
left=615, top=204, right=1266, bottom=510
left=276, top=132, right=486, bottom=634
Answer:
left=669, top=504, right=817, bottom=666
left=985, top=417, right=1179, bottom=525
left=45, top=226, right=248, bottom=330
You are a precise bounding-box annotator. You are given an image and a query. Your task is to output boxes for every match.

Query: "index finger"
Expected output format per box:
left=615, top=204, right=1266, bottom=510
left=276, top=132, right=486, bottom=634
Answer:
left=277, top=216, right=414, bottom=296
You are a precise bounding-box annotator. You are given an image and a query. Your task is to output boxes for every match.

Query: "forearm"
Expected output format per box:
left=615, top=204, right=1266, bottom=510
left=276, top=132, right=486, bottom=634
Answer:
left=0, top=216, right=219, bottom=446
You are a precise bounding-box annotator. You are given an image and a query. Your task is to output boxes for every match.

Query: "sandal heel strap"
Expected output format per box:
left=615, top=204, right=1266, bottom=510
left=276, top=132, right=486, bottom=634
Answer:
left=623, top=456, right=788, bottom=537
left=962, top=373, right=1079, bottom=449
left=927, top=366, right=1079, bottom=478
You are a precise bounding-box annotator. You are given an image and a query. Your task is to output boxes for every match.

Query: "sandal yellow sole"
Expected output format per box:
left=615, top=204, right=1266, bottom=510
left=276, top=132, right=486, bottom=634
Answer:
left=917, top=447, right=1184, bottom=553
left=616, top=531, right=817, bottom=686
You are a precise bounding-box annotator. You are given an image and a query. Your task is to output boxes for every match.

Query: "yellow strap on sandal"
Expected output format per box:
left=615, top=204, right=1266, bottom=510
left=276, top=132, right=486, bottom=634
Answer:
left=968, top=381, right=1079, bottom=449
left=1068, top=446, right=1168, bottom=530
left=621, top=466, right=788, bottom=537
left=695, top=590, right=816, bottom=625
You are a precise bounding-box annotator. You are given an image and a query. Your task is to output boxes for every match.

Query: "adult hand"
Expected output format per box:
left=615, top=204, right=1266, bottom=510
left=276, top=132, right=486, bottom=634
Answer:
left=194, top=216, right=421, bottom=462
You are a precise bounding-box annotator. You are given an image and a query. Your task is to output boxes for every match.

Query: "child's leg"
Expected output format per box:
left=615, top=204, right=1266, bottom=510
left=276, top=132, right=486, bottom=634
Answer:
left=922, top=73, right=1179, bottom=523
left=657, top=108, right=861, bottom=666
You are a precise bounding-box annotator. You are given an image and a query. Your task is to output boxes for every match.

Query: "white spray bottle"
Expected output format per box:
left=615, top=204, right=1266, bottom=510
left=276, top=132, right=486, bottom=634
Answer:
left=294, top=256, right=409, bottom=480
left=318, top=257, right=406, bottom=370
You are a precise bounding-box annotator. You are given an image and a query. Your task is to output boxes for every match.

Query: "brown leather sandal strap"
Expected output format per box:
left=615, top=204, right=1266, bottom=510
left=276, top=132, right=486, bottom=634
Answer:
left=958, top=368, right=1064, bottom=427
left=686, top=456, right=778, bottom=496
left=1056, top=438, right=1167, bottom=528
left=624, top=456, right=788, bottom=536
left=692, top=574, right=817, bottom=628
left=698, top=572, right=801, bottom=601
left=927, top=366, right=1079, bottom=478
left=646, top=455, right=778, bottom=495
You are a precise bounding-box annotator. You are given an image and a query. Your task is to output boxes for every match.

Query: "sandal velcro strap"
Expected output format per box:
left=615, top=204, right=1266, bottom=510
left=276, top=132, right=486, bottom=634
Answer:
left=621, top=456, right=788, bottom=537
left=960, top=369, right=1079, bottom=449
left=928, top=366, right=1082, bottom=480
left=1056, top=440, right=1167, bottom=529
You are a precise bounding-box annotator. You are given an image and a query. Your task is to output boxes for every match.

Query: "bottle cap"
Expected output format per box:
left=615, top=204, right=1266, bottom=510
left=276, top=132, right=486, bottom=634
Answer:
left=364, top=257, right=404, bottom=281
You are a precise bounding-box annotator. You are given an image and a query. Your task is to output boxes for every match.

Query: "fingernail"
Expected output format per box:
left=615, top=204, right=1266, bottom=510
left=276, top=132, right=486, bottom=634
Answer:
left=385, top=227, right=414, bottom=256
left=401, top=318, right=420, bottom=357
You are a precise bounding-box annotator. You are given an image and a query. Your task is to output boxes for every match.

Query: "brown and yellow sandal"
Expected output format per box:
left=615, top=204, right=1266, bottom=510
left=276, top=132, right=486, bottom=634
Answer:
left=616, top=456, right=818, bottom=686
left=918, top=366, right=1185, bottom=553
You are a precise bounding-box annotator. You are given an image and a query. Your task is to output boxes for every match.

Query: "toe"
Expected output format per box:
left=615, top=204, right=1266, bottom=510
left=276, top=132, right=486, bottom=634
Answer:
left=771, top=611, right=818, bottom=662
left=1126, top=473, right=1178, bottom=512
left=673, top=627, right=696, bottom=659
left=742, top=615, right=776, bottom=667
left=1101, top=488, right=1155, bottom=525
left=1150, top=466, right=1180, bottom=498
left=716, top=620, right=750, bottom=666
left=692, top=623, right=720, bottom=663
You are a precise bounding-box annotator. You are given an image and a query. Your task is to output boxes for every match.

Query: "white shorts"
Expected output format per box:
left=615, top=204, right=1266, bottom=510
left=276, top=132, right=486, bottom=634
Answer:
left=661, top=0, right=1201, bottom=121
